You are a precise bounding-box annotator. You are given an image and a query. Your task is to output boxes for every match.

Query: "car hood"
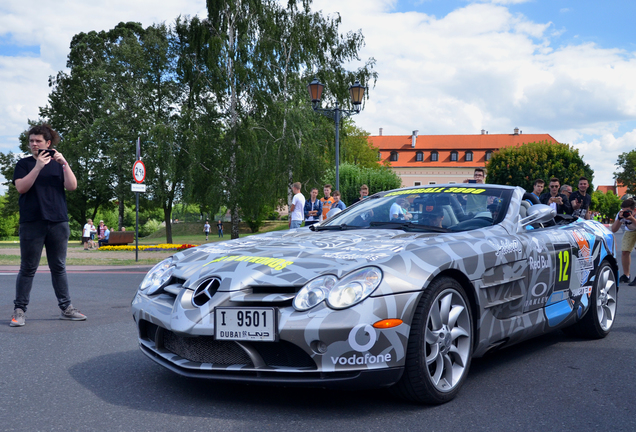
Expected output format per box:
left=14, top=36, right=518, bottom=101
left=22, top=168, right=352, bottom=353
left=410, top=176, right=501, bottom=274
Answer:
left=169, top=228, right=442, bottom=291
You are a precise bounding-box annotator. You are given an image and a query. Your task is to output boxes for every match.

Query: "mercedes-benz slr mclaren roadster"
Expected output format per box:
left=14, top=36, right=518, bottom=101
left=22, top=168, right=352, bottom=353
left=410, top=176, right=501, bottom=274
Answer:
left=132, top=184, right=619, bottom=404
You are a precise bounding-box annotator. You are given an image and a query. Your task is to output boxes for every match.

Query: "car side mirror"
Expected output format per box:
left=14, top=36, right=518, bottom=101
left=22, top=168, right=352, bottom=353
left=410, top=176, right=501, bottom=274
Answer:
left=520, top=204, right=556, bottom=228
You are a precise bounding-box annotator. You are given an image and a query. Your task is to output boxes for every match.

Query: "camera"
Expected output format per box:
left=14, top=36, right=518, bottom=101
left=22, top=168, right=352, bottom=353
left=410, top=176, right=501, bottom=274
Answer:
left=624, top=211, right=632, bottom=218
left=38, top=149, right=56, bottom=157
left=468, top=179, right=477, bottom=183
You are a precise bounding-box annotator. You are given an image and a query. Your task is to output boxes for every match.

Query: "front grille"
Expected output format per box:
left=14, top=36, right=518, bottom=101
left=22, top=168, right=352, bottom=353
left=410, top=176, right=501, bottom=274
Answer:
left=253, top=341, right=316, bottom=368
left=160, top=330, right=316, bottom=369
left=163, top=331, right=253, bottom=366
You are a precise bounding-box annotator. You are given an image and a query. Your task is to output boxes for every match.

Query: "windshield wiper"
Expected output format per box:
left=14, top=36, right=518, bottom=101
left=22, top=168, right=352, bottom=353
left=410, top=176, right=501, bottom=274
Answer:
left=313, top=224, right=362, bottom=231
left=369, top=221, right=449, bottom=232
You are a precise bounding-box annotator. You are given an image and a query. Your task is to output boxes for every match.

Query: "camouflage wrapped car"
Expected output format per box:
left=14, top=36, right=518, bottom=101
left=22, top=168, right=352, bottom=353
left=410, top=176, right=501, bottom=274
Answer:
left=132, top=184, right=619, bottom=404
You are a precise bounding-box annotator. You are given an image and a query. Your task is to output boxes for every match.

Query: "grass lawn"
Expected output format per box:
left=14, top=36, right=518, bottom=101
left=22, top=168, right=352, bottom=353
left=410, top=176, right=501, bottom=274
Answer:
left=0, top=220, right=289, bottom=266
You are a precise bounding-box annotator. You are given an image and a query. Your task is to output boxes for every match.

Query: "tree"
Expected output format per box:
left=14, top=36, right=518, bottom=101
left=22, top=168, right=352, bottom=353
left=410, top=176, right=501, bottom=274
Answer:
left=340, top=121, right=385, bottom=168
left=39, top=22, right=193, bottom=243
left=614, top=150, right=636, bottom=195
left=185, top=0, right=377, bottom=238
left=485, top=141, right=595, bottom=192
left=321, top=162, right=402, bottom=205
left=591, top=189, right=621, bottom=220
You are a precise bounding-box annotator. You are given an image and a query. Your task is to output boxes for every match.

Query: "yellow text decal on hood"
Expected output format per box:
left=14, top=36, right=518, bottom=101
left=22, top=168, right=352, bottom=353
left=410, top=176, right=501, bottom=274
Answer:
left=204, top=255, right=294, bottom=271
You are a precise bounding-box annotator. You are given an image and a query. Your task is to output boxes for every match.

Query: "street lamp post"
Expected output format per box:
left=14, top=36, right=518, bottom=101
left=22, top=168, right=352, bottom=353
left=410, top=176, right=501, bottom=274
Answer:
left=307, top=78, right=366, bottom=192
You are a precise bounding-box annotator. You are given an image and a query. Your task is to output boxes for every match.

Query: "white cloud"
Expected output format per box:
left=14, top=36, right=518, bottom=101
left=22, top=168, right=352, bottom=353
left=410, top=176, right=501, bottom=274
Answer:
left=313, top=0, right=636, bottom=185
left=1, top=0, right=635, bottom=191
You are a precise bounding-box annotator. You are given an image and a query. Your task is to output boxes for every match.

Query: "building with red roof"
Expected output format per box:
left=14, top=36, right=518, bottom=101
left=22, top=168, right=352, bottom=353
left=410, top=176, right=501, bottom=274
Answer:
left=369, top=128, right=559, bottom=186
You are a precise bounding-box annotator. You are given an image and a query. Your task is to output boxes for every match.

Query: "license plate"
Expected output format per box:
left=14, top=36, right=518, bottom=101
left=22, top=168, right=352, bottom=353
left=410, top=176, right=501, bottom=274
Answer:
left=215, top=307, right=277, bottom=342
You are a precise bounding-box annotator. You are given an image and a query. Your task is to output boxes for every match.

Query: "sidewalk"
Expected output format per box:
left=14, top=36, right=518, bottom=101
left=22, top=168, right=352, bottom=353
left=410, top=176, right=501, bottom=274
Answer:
left=0, top=265, right=154, bottom=273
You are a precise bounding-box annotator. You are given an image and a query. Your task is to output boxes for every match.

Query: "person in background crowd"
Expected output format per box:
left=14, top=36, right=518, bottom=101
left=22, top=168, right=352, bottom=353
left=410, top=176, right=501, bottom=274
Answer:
left=304, top=187, right=322, bottom=226
left=10, top=124, right=86, bottom=326
left=531, top=179, right=544, bottom=201
left=82, top=218, right=93, bottom=250
left=390, top=197, right=412, bottom=220
left=351, top=184, right=369, bottom=205
left=570, top=177, right=592, bottom=220
left=540, top=177, right=571, bottom=214
left=611, top=198, right=636, bottom=286
left=464, top=168, right=485, bottom=184
left=560, top=184, right=573, bottom=200
left=203, top=220, right=210, bottom=241
left=98, top=225, right=110, bottom=247
left=331, top=190, right=346, bottom=211
left=96, top=220, right=105, bottom=239
left=473, top=168, right=485, bottom=183
left=320, top=184, right=334, bottom=221
left=289, top=182, right=305, bottom=229
left=217, top=220, right=223, bottom=238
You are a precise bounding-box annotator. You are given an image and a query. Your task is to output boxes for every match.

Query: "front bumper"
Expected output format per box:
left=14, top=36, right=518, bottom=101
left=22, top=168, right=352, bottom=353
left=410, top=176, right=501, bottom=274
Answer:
left=132, top=286, right=421, bottom=389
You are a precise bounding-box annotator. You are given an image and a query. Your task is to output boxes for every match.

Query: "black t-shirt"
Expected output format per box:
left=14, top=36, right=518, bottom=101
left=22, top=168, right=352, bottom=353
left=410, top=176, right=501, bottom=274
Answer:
left=13, top=156, right=68, bottom=223
left=569, top=191, right=591, bottom=218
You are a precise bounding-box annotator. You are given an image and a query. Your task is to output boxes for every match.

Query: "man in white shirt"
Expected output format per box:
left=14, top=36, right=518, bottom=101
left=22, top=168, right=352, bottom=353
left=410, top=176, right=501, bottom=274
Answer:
left=390, top=198, right=412, bottom=220
left=289, top=182, right=306, bottom=229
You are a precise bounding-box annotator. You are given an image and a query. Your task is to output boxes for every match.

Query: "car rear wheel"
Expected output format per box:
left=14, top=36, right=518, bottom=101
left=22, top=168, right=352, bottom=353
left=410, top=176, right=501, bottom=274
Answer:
left=392, top=277, right=473, bottom=404
left=563, top=261, right=617, bottom=339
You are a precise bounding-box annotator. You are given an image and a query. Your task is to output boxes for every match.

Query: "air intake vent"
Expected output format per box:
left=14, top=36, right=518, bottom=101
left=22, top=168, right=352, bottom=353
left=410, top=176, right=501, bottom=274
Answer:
left=192, top=278, right=221, bottom=307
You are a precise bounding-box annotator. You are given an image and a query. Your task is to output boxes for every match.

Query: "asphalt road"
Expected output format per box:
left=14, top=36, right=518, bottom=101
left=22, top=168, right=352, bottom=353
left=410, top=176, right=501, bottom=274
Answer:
left=1, top=239, right=635, bottom=432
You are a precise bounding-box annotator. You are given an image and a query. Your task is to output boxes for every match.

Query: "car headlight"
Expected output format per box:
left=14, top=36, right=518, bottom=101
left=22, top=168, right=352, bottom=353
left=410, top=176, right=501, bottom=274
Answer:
left=140, top=258, right=175, bottom=295
left=293, top=275, right=338, bottom=311
left=327, top=267, right=383, bottom=309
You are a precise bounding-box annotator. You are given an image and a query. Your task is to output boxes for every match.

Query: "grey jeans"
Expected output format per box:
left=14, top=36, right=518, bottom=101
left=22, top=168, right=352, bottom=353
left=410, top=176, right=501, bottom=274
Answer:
left=14, top=221, right=72, bottom=312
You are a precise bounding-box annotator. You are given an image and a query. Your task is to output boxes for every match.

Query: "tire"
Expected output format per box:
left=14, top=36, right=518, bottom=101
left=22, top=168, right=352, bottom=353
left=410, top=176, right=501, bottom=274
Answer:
left=392, top=277, right=473, bottom=404
left=564, top=261, right=618, bottom=339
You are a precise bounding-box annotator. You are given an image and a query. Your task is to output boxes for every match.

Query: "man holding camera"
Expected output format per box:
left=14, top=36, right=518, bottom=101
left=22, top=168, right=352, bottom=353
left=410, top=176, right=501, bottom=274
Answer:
left=612, top=198, right=636, bottom=285
left=10, top=124, right=86, bottom=327
left=569, top=177, right=592, bottom=220
left=540, top=177, right=572, bottom=214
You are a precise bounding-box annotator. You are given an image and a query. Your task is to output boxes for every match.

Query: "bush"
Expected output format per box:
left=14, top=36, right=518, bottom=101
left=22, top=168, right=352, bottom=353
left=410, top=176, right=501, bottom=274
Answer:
left=139, top=219, right=162, bottom=237
left=0, top=213, right=18, bottom=239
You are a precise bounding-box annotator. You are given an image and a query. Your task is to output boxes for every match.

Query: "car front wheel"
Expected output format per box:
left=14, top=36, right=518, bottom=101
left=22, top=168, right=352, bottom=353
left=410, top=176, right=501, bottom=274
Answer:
left=392, top=276, right=473, bottom=404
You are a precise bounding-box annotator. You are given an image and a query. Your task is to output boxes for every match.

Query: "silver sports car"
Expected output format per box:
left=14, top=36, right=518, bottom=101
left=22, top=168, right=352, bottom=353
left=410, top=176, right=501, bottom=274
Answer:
left=132, top=184, right=619, bottom=404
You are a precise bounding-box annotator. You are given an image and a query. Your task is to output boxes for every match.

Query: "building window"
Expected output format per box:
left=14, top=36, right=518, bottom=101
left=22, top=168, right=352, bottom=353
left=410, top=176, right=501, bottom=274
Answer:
left=428, top=181, right=437, bottom=185
left=377, top=151, right=382, bottom=161
left=390, top=151, right=398, bottom=161
left=414, top=181, right=421, bottom=186
left=449, top=181, right=456, bottom=184
left=415, top=151, right=424, bottom=162
left=450, top=151, right=458, bottom=161
left=465, top=151, right=473, bottom=162
left=431, top=151, right=439, bottom=162
left=485, top=151, right=492, bottom=161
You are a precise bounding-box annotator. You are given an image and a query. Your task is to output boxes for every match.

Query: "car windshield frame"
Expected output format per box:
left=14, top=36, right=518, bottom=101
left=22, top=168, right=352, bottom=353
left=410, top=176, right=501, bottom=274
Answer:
left=314, top=185, right=513, bottom=233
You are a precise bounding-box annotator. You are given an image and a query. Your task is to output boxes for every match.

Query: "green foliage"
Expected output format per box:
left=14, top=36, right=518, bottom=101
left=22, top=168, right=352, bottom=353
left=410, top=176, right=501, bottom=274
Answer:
left=184, top=0, right=377, bottom=238
left=340, top=121, right=385, bottom=169
left=614, top=150, right=636, bottom=195
left=241, top=204, right=275, bottom=233
left=321, top=162, right=402, bottom=205
left=139, top=219, right=162, bottom=237
left=485, top=141, right=594, bottom=192
left=592, top=190, right=622, bottom=219
left=0, top=204, right=18, bottom=239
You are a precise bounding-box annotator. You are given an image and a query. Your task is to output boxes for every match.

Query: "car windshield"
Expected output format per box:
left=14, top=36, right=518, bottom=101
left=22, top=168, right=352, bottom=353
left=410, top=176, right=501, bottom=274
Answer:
left=315, top=185, right=512, bottom=232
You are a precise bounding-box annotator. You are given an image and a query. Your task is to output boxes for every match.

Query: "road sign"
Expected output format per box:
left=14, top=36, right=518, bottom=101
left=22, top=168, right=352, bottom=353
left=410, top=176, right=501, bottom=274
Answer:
left=133, top=160, right=146, bottom=184
left=131, top=183, right=147, bottom=193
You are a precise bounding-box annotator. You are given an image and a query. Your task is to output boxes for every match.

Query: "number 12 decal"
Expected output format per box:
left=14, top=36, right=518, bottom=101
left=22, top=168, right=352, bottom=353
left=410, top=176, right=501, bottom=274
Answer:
left=558, top=250, right=570, bottom=282
left=555, top=245, right=573, bottom=291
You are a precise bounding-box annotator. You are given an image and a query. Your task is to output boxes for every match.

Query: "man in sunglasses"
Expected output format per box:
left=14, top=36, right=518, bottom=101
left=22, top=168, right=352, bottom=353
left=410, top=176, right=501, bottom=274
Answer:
left=540, top=177, right=572, bottom=215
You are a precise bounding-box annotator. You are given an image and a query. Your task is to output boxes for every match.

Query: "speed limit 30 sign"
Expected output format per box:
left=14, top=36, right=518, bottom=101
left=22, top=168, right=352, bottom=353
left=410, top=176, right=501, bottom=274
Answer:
left=133, top=160, right=146, bottom=184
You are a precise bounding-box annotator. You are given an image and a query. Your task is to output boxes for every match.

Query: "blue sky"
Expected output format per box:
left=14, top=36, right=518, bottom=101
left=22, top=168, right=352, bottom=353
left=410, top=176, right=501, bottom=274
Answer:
left=0, top=0, right=635, bottom=189
left=402, top=0, right=636, bottom=49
